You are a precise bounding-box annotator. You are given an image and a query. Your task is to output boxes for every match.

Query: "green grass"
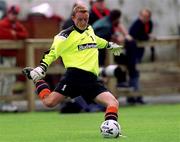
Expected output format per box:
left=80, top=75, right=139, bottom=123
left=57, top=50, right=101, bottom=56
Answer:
left=0, top=104, right=180, bottom=142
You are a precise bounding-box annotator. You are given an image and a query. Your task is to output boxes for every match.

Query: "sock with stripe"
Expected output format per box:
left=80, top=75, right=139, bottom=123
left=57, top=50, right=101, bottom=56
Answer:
left=105, top=106, right=118, bottom=121
left=35, top=80, right=51, bottom=99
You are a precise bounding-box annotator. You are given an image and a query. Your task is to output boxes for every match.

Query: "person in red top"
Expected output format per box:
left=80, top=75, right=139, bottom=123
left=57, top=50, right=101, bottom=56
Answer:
left=0, top=5, right=28, bottom=39
left=0, top=5, right=28, bottom=56
left=0, top=5, right=28, bottom=112
left=89, top=0, right=110, bottom=25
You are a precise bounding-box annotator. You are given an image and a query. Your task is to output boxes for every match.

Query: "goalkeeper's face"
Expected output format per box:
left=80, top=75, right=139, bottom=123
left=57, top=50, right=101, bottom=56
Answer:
left=72, top=11, right=89, bottom=31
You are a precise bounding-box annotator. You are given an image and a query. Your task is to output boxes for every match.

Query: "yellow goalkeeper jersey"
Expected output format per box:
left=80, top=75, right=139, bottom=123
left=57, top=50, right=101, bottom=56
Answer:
left=40, top=25, right=108, bottom=76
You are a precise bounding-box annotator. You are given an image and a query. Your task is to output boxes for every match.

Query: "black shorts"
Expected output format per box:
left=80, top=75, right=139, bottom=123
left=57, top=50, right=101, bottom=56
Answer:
left=54, top=67, right=108, bottom=102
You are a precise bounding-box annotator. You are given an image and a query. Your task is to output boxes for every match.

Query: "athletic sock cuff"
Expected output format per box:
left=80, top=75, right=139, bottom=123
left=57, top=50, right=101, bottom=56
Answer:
left=105, top=106, right=118, bottom=121
left=106, top=106, right=118, bottom=113
left=39, top=89, right=51, bottom=99
left=35, top=80, right=51, bottom=99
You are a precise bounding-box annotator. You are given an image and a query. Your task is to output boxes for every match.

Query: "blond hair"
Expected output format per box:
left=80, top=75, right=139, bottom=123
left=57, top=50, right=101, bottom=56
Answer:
left=72, top=4, right=89, bottom=16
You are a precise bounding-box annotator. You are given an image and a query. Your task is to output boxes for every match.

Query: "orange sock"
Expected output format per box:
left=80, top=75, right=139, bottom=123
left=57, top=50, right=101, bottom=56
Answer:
left=105, top=106, right=118, bottom=121
left=39, top=89, right=51, bottom=99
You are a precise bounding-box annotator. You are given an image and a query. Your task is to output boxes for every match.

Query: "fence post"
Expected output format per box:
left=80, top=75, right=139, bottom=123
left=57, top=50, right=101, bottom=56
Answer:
left=177, top=39, right=180, bottom=66
left=25, top=41, right=35, bottom=112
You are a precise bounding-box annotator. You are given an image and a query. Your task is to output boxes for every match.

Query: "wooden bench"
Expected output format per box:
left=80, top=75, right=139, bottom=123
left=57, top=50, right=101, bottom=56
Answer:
left=108, top=36, right=180, bottom=97
left=114, top=62, right=180, bottom=97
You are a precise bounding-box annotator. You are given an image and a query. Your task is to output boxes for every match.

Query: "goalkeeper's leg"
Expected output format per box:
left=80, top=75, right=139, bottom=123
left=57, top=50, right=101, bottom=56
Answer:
left=94, top=92, right=119, bottom=121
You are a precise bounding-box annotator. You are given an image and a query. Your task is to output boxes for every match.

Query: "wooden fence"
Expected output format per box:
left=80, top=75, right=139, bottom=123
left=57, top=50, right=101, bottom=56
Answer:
left=0, top=36, right=180, bottom=111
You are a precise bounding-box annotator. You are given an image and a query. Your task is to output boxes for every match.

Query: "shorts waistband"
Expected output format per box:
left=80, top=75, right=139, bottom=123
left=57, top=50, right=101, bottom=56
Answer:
left=66, top=67, right=97, bottom=82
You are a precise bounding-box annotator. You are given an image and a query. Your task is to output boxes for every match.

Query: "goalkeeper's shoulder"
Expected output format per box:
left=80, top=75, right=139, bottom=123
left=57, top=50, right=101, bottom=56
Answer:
left=56, top=26, right=74, bottom=40
left=50, top=26, right=74, bottom=49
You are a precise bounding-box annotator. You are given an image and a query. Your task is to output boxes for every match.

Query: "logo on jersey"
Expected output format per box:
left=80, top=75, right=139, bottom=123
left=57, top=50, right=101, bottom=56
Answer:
left=61, top=84, right=67, bottom=91
left=78, top=43, right=97, bottom=51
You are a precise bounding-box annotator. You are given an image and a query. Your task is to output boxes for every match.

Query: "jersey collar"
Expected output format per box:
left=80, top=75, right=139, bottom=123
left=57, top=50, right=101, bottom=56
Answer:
left=73, top=24, right=89, bottom=33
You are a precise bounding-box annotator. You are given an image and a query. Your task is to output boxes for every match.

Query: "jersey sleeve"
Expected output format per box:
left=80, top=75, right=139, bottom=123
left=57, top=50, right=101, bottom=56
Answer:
left=40, top=35, right=64, bottom=69
left=95, top=35, right=108, bottom=49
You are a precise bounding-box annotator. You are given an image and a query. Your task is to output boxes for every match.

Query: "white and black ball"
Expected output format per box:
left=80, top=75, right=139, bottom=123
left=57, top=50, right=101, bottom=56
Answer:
left=100, top=120, right=121, bottom=138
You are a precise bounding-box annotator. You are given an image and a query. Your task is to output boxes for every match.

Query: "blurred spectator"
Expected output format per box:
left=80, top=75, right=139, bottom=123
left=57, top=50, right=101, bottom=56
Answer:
left=93, top=9, right=121, bottom=66
left=92, top=9, right=130, bottom=87
left=92, top=8, right=154, bottom=106
left=0, top=5, right=28, bottom=112
left=0, top=5, right=28, bottom=39
left=89, top=0, right=110, bottom=25
left=91, top=3, right=132, bottom=63
left=129, top=8, right=153, bottom=62
left=122, top=8, right=154, bottom=105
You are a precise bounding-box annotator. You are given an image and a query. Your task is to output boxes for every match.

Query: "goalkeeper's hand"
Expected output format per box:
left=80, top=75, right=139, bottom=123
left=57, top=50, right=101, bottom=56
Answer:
left=30, top=66, right=46, bottom=82
left=107, top=42, right=123, bottom=56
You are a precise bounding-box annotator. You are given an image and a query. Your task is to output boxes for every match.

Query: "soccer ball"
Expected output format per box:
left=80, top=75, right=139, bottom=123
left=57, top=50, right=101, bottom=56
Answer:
left=100, top=120, right=121, bottom=138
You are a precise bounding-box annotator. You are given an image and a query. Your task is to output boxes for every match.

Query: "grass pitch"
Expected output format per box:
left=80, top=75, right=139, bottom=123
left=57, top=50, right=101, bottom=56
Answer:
left=0, top=104, right=179, bottom=142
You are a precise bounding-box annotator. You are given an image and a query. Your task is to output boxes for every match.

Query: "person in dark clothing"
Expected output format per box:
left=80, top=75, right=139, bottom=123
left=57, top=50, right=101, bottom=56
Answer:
left=126, top=8, right=154, bottom=104
left=129, top=8, right=153, bottom=62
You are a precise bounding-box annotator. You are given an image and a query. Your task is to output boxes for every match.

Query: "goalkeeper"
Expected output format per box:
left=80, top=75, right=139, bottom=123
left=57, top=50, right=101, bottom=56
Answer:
left=23, top=4, right=123, bottom=123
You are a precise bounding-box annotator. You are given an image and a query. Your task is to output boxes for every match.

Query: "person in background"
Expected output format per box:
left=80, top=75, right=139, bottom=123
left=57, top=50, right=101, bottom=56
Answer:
left=88, top=0, right=110, bottom=78
left=0, top=5, right=28, bottom=39
left=89, top=0, right=110, bottom=25
left=92, top=9, right=132, bottom=89
left=89, top=0, right=132, bottom=86
left=125, top=8, right=154, bottom=105
left=0, top=5, right=28, bottom=112
left=93, top=10, right=121, bottom=66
